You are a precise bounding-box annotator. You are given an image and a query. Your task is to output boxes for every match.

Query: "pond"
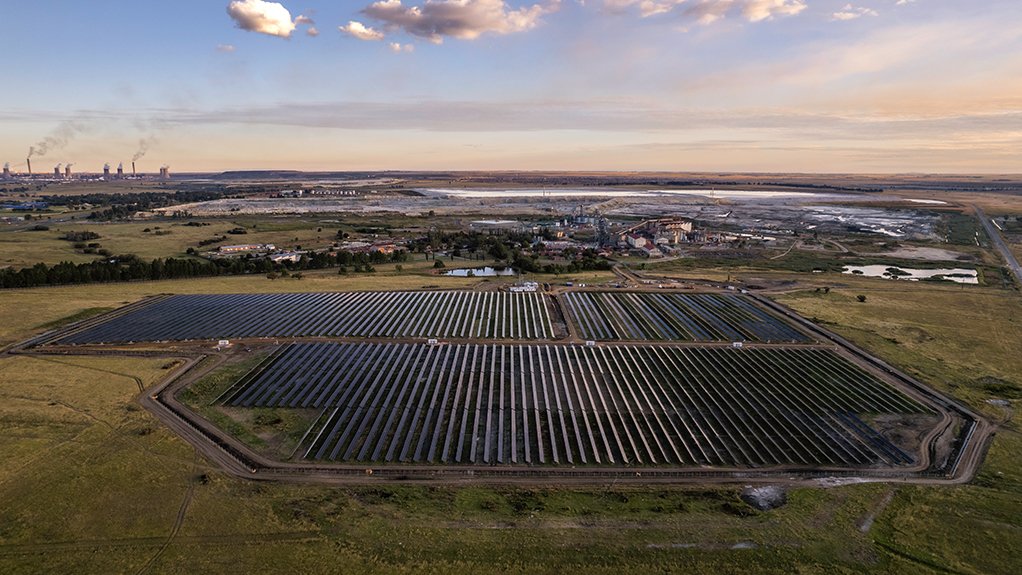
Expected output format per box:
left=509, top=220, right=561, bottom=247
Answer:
left=444, top=267, right=518, bottom=277
left=842, top=265, right=978, bottom=284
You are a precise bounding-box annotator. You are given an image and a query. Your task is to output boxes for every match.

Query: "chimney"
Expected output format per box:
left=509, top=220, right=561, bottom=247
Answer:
left=103, top=164, right=111, bottom=178
left=117, top=163, right=124, bottom=178
left=65, top=164, right=72, bottom=179
left=54, top=164, right=62, bottom=177
left=132, top=161, right=136, bottom=176
left=2, top=163, right=9, bottom=178
left=159, top=166, right=170, bottom=179
left=26, top=158, right=32, bottom=175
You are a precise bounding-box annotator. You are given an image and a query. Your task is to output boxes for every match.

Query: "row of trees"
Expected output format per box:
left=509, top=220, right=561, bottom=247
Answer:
left=0, top=248, right=412, bottom=289
left=512, top=249, right=612, bottom=274
left=41, top=191, right=230, bottom=221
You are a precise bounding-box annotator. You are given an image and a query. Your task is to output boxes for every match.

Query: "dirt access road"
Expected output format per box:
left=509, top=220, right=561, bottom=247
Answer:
left=975, top=205, right=1022, bottom=285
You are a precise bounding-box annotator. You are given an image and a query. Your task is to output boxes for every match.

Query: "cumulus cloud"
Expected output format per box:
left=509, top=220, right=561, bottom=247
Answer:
left=603, top=0, right=806, bottom=23
left=832, top=4, right=878, bottom=21
left=390, top=42, right=416, bottom=52
left=226, top=0, right=298, bottom=38
left=340, top=20, right=386, bottom=40
left=295, top=14, right=320, bottom=36
left=362, top=0, right=560, bottom=44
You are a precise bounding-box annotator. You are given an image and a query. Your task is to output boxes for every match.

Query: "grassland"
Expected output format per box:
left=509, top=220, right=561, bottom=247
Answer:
left=0, top=218, right=345, bottom=269
left=774, top=278, right=1022, bottom=414
left=1, top=346, right=1020, bottom=573
left=1, top=262, right=1020, bottom=573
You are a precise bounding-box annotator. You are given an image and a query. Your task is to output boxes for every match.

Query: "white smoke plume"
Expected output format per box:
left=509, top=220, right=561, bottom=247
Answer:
left=27, top=120, right=87, bottom=159
left=133, top=137, right=157, bottom=162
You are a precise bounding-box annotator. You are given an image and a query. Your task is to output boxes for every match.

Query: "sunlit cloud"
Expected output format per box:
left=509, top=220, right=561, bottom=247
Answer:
left=602, top=0, right=807, bottom=23
left=226, top=0, right=298, bottom=38
left=390, top=42, right=416, bottom=52
left=340, top=20, right=386, bottom=40
left=362, top=0, right=560, bottom=44
left=832, top=4, right=878, bottom=21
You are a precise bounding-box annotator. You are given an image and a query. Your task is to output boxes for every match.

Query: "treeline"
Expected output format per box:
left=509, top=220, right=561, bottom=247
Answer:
left=0, top=256, right=267, bottom=289
left=34, top=191, right=227, bottom=220
left=0, top=249, right=410, bottom=289
left=409, top=230, right=532, bottom=255
left=513, top=249, right=612, bottom=275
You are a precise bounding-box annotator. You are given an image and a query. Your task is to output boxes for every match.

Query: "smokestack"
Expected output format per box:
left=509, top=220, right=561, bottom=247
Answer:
left=117, top=163, right=124, bottom=178
left=103, top=164, right=111, bottom=178
left=54, top=164, right=62, bottom=178
left=65, top=164, right=72, bottom=179
left=26, top=158, right=32, bottom=175
left=2, top=163, right=9, bottom=179
left=132, top=161, right=136, bottom=176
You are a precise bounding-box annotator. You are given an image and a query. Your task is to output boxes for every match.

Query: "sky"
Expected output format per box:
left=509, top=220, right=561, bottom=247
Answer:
left=0, top=0, right=1019, bottom=173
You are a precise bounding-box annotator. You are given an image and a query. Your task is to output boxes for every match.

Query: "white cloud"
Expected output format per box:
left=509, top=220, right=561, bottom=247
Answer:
left=390, top=42, right=417, bottom=52
left=832, top=4, right=879, bottom=21
left=216, top=44, right=237, bottom=53
left=362, top=0, right=560, bottom=44
left=226, top=0, right=298, bottom=38
left=741, top=0, right=806, bottom=22
left=340, top=20, right=386, bottom=41
left=603, top=0, right=806, bottom=24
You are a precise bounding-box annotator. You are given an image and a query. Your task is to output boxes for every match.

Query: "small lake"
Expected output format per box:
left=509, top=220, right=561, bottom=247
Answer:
left=842, top=265, right=978, bottom=284
left=444, top=267, right=517, bottom=277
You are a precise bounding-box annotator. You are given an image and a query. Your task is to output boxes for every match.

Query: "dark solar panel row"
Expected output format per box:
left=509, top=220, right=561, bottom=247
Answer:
left=562, top=292, right=811, bottom=342
left=58, top=291, right=555, bottom=344
left=225, top=342, right=928, bottom=467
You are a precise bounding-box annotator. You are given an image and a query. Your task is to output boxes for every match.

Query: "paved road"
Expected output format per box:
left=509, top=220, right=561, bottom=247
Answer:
left=975, top=205, right=1022, bottom=285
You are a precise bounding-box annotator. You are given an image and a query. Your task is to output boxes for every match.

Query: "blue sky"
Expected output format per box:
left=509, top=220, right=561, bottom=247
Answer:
left=1, top=1, right=1019, bottom=172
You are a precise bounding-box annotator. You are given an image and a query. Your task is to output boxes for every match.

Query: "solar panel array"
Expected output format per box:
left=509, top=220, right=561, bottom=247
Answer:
left=562, top=292, right=810, bottom=342
left=225, top=342, right=927, bottom=467
left=58, top=291, right=555, bottom=344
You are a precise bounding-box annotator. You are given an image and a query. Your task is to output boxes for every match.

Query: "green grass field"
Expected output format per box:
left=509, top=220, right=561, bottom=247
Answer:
left=0, top=352, right=1019, bottom=573
left=0, top=218, right=349, bottom=269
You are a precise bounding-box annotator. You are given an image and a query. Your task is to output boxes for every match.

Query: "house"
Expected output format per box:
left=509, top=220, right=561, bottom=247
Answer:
left=626, top=234, right=648, bottom=249
left=269, top=252, right=302, bottom=264
left=219, top=244, right=275, bottom=254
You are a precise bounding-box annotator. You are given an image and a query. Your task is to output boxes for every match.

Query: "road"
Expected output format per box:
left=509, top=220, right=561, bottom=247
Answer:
left=975, top=205, right=1022, bottom=285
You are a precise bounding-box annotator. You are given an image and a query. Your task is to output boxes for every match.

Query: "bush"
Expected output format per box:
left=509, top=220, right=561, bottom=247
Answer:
left=60, top=231, right=100, bottom=242
left=856, top=295, right=867, bottom=303
left=433, top=259, right=446, bottom=269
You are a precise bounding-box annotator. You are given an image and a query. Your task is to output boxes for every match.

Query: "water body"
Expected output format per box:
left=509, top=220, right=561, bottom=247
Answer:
left=843, top=265, right=978, bottom=284
left=444, top=267, right=517, bottom=277
left=420, top=188, right=833, bottom=201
